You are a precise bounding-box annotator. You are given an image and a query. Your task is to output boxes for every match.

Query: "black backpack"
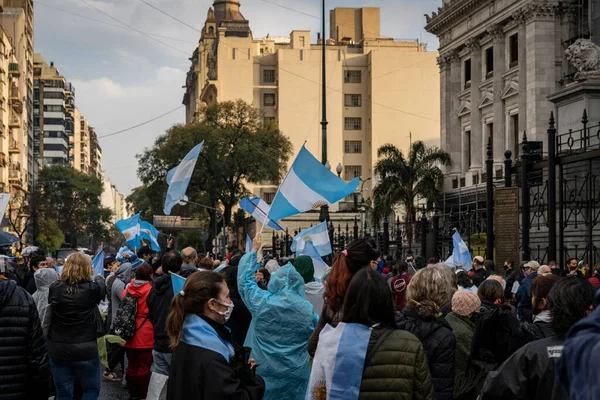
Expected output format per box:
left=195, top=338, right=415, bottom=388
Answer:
left=113, top=293, right=148, bottom=340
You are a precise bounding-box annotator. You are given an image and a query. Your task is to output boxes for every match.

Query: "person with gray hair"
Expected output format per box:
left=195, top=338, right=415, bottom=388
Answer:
left=180, top=247, right=198, bottom=278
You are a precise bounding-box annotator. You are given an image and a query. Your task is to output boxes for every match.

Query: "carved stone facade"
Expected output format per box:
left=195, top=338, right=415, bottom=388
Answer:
left=426, top=0, right=589, bottom=191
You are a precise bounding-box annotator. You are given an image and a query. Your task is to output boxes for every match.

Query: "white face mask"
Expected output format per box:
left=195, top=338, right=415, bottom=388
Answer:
left=212, top=298, right=234, bottom=322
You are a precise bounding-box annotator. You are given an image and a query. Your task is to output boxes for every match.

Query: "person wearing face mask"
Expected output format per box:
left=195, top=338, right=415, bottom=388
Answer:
left=238, top=235, right=316, bottom=400
left=166, top=271, right=265, bottom=400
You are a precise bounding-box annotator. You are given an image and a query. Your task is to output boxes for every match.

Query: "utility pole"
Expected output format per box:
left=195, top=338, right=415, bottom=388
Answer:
left=319, top=0, right=331, bottom=229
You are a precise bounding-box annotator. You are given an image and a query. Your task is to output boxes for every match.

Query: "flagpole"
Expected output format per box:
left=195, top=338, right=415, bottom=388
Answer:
left=247, top=198, right=286, bottom=232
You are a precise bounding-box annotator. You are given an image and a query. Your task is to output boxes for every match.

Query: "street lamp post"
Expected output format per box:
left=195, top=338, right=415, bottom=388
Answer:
left=319, top=0, right=331, bottom=230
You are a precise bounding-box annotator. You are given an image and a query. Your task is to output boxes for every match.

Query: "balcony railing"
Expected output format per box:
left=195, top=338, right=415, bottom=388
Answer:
left=9, top=139, right=19, bottom=153
left=8, top=63, right=20, bottom=77
left=9, top=113, right=20, bottom=128
left=9, top=168, right=21, bottom=181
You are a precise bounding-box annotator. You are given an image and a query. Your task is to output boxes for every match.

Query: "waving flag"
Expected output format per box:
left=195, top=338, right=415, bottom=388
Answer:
left=268, top=146, right=360, bottom=221
left=239, top=197, right=283, bottom=231
left=164, top=141, right=204, bottom=215
left=291, top=221, right=332, bottom=257
left=116, top=213, right=141, bottom=249
left=449, top=231, right=473, bottom=271
left=171, top=273, right=186, bottom=295
left=245, top=234, right=253, bottom=253
left=297, top=240, right=329, bottom=280
left=140, top=221, right=161, bottom=252
left=92, top=249, right=105, bottom=277
left=307, top=322, right=372, bottom=400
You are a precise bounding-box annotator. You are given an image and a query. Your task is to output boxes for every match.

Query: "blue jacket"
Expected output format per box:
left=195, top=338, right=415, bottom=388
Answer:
left=237, top=252, right=316, bottom=400
left=516, top=272, right=537, bottom=321
left=557, top=307, right=600, bottom=400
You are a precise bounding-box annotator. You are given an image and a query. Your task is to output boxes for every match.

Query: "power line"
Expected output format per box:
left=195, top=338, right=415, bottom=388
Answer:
left=79, top=0, right=190, bottom=55
left=98, top=105, right=184, bottom=139
left=136, top=0, right=202, bottom=33
left=35, top=1, right=198, bottom=44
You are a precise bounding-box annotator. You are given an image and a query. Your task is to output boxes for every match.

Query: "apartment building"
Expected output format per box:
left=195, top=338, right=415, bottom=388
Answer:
left=89, top=126, right=102, bottom=179
left=70, top=108, right=91, bottom=174
left=183, top=1, right=440, bottom=212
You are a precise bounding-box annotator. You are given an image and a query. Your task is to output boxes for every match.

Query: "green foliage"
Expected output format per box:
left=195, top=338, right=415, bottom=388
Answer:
left=36, top=165, right=112, bottom=248
left=37, top=219, right=65, bottom=253
left=135, top=100, right=293, bottom=248
left=232, top=208, right=246, bottom=229
left=176, top=230, right=205, bottom=254
left=373, top=141, right=451, bottom=246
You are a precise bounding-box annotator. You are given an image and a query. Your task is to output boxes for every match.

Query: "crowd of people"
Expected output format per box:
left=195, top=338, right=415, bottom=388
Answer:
left=0, top=237, right=599, bottom=400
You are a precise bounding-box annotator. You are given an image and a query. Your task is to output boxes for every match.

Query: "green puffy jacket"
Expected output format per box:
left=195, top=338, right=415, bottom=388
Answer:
left=359, top=326, right=436, bottom=400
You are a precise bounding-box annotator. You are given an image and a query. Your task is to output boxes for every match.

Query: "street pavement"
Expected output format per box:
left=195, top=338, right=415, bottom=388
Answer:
left=100, top=379, right=129, bottom=400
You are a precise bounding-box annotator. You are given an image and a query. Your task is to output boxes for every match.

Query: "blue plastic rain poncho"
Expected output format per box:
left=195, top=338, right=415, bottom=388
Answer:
left=238, top=251, right=316, bottom=400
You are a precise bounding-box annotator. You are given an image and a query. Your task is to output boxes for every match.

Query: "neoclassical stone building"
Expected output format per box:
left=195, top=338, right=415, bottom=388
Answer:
left=426, top=0, right=592, bottom=190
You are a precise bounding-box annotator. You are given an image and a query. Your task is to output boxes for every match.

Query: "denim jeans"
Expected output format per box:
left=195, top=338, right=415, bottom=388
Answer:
left=150, top=351, right=172, bottom=375
left=50, top=356, right=101, bottom=400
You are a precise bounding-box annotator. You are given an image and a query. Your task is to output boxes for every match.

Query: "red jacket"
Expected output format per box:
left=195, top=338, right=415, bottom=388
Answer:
left=122, top=280, right=154, bottom=349
left=391, top=273, right=411, bottom=311
left=588, top=276, right=600, bottom=289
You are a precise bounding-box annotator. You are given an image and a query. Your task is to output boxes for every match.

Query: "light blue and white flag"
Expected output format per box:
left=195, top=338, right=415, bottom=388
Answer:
left=140, top=221, right=161, bottom=252
left=297, top=240, right=329, bottom=280
left=171, top=273, right=186, bottom=295
left=239, top=197, right=284, bottom=231
left=268, top=146, right=360, bottom=221
left=92, top=249, right=105, bottom=277
left=307, top=322, right=372, bottom=400
left=245, top=234, right=253, bottom=253
left=164, top=141, right=204, bottom=216
left=115, top=213, right=141, bottom=249
left=291, top=221, right=332, bottom=257
left=450, top=230, right=473, bottom=271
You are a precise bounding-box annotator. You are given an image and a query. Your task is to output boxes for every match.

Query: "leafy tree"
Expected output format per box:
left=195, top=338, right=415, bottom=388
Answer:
left=6, top=190, right=30, bottom=250
left=136, top=100, right=293, bottom=250
left=373, top=141, right=451, bottom=248
left=37, top=219, right=65, bottom=253
left=35, top=165, right=113, bottom=248
left=175, top=230, right=206, bottom=254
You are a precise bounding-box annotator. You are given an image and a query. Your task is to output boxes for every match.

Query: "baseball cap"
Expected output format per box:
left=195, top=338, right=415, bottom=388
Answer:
left=524, top=260, right=540, bottom=270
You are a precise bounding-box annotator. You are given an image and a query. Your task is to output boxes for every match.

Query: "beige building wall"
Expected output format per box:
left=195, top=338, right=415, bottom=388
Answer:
left=330, top=7, right=380, bottom=43
left=183, top=2, right=440, bottom=214
left=71, top=106, right=81, bottom=171
left=0, top=30, right=13, bottom=192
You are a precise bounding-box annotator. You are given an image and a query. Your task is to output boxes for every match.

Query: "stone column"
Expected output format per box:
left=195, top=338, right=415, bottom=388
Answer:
left=438, top=54, right=452, bottom=166
left=491, top=25, right=506, bottom=164
left=449, top=52, right=462, bottom=174
left=517, top=17, right=527, bottom=137
left=467, top=38, right=483, bottom=169
left=525, top=5, right=558, bottom=144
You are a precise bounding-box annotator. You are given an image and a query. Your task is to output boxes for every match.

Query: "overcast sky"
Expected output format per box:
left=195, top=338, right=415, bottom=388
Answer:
left=34, top=0, right=441, bottom=195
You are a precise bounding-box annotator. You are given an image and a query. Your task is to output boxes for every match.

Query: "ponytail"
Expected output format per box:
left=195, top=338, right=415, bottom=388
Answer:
left=165, top=271, right=227, bottom=351
left=167, top=293, right=186, bottom=351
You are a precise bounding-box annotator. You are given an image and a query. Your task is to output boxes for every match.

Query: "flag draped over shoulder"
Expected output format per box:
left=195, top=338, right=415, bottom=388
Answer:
left=163, top=141, right=204, bottom=216
left=239, top=197, right=283, bottom=231
left=291, top=221, right=332, bottom=257
left=115, top=213, right=141, bottom=249
left=307, top=322, right=372, bottom=400
left=140, top=221, right=161, bottom=252
left=297, top=240, right=329, bottom=280
left=268, top=146, right=360, bottom=221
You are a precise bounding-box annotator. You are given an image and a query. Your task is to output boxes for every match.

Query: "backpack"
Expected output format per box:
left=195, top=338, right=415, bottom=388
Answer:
left=113, top=292, right=148, bottom=340
left=470, top=305, right=523, bottom=367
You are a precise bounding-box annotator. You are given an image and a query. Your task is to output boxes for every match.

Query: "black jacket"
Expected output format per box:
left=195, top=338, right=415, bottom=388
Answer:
left=0, top=279, right=50, bottom=400
left=396, top=306, right=456, bottom=400
left=147, top=274, right=174, bottom=353
left=504, top=268, right=523, bottom=301
left=167, top=341, right=265, bottom=400
left=471, top=268, right=490, bottom=287
left=516, top=272, right=537, bottom=321
left=47, top=276, right=105, bottom=361
left=180, top=263, right=198, bottom=278
left=481, top=336, right=570, bottom=400
left=222, top=265, right=252, bottom=347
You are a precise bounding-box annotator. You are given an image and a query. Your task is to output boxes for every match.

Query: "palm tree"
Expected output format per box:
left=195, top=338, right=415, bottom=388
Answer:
left=373, top=141, right=451, bottom=248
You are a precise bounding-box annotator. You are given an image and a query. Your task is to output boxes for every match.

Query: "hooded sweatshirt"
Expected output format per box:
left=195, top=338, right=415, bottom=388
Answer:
left=122, top=279, right=154, bottom=349
left=110, top=263, right=132, bottom=329
left=265, top=260, right=280, bottom=275
left=238, top=252, right=316, bottom=400
left=147, top=273, right=174, bottom=353
left=32, top=268, right=58, bottom=331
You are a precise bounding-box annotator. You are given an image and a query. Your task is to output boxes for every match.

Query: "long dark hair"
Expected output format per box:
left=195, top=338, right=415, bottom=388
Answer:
left=531, top=274, right=560, bottom=314
left=456, top=271, right=473, bottom=288
left=167, top=271, right=226, bottom=350
left=548, top=276, right=593, bottom=339
left=342, top=268, right=395, bottom=328
left=325, top=238, right=379, bottom=314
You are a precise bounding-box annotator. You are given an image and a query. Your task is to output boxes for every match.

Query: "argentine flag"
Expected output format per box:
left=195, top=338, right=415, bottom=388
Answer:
left=245, top=234, right=253, bottom=253
left=448, top=230, right=473, bottom=271
left=268, top=146, right=360, bottom=221
left=307, top=322, right=372, bottom=400
left=140, top=221, right=161, bottom=252
left=115, top=213, right=141, bottom=249
left=239, top=197, right=283, bottom=231
left=164, top=141, right=204, bottom=216
left=92, top=249, right=105, bottom=277
left=171, top=273, right=186, bottom=295
left=291, top=220, right=332, bottom=257
left=297, top=240, right=329, bottom=280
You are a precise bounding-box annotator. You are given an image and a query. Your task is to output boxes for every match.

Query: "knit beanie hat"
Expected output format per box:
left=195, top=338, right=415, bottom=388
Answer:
left=293, top=256, right=315, bottom=284
left=452, top=290, right=481, bottom=317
